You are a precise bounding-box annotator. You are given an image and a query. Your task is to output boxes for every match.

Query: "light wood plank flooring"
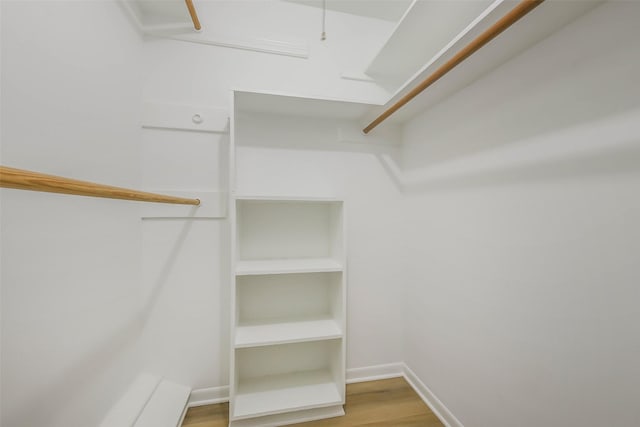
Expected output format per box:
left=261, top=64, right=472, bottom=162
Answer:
left=182, top=377, right=443, bottom=427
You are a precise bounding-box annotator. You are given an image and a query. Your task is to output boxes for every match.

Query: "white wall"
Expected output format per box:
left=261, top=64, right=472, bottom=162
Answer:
left=137, top=1, right=402, bottom=392
left=138, top=126, right=230, bottom=390
left=400, top=2, right=640, bottom=426
left=1, top=2, right=145, bottom=426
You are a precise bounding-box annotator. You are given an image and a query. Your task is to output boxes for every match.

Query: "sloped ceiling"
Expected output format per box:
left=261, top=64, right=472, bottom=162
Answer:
left=284, top=0, right=413, bottom=22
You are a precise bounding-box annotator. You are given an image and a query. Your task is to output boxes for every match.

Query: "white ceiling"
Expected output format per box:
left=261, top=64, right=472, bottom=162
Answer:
left=284, top=0, right=413, bottom=22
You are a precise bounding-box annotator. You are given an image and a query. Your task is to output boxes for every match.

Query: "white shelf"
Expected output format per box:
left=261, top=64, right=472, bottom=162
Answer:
left=365, top=0, right=495, bottom=85
left=233, top=370, right=342, bottom=420
left=122, top=0, right=193, bottom=32
left=235, top=319, right=342, bottom=348
left=363, top=0, right=603, bottom=125
left=235, top=194, right=342, bottom=202
left=231, top=197, right=346, bottom=424
left=236, top=258, right=343, bottom=276
left=229, top=406, right=344, bottom=427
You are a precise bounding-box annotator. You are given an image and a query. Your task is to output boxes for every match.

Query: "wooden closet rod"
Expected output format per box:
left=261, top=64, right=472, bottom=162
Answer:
left=185, top=0, right=202, bottom=31
left=0, top=165, right=200, bottom=206
left=363, top=0, right=545, bottom=134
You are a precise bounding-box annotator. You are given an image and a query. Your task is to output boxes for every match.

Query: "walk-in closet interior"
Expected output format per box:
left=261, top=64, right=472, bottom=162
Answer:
left=1, top=0, right=639, bottom=426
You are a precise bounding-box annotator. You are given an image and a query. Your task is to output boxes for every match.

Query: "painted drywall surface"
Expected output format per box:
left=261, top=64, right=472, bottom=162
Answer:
left=1, top=2, right=145, bottom=426
left=138, top=127, right=230, bottom=389
left=138, top=3, right=402, bottom=391
left=400, top=2, right=640, bottom=426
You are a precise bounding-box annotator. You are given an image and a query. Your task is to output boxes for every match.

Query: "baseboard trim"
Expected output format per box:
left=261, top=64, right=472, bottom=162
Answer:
left=346, top=362, right=405, bottom=384
left=402, top=364, right=464, bottom=427
left=187, top=385, right=230, bottom=407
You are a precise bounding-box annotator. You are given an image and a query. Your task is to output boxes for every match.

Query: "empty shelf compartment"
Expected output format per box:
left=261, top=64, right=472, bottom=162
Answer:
left=233, top=370, right=342, bottom=420
left=236, top=199, right=344, bottom=263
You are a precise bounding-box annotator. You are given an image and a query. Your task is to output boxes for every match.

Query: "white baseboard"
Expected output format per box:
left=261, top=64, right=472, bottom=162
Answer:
left=402, top=364, right=464, bottom=427
left=346, top=362, right=405, bottom=384
left=187, top=362, right=464, bottom=427
left=187, top=385, right=230, bottom=407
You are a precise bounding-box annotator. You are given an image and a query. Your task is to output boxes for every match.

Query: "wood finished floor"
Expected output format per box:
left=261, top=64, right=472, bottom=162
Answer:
left=181, top=377, right=444, bottom=427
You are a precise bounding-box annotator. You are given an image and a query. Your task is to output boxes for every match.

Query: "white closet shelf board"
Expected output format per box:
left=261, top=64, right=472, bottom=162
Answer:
left=235, top=195, right=343, bottom=203
left=232, top=91, right=401, bottom=146
left=365, top=0, right=496, bottom=85
left=229, top=406, right=344, bottom=427
left=235, top=319, right=342, bottom=348
left=234, top=90, right=382, bottom=120
left=141, top=102, right=228, bottom=133
left=122, top=0, right=194, bottom=32
left=233, top=370, right=343, bottom=420
left=362, top=0, right=603, bottom=127
left=236, top=258, right=343, bottom=276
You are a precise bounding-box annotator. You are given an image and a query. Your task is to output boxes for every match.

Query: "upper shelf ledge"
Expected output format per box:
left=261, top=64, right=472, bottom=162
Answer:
left=361, top=0, right=604, bottom=129
left=365, top=0, right=497, bottom=88
left=122, top=0, right=201, bottom=32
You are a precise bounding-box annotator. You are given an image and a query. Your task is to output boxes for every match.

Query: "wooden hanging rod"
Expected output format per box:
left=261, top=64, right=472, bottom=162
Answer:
left=185, top=0, right=202, bottom=31
left=0, top=165, right=200, bottom=206
left=363, top=0, right=545, bottom=134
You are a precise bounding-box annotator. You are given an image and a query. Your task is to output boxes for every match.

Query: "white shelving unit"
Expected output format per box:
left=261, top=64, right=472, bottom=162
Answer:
left=230, top=197, right=346, bottom=426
